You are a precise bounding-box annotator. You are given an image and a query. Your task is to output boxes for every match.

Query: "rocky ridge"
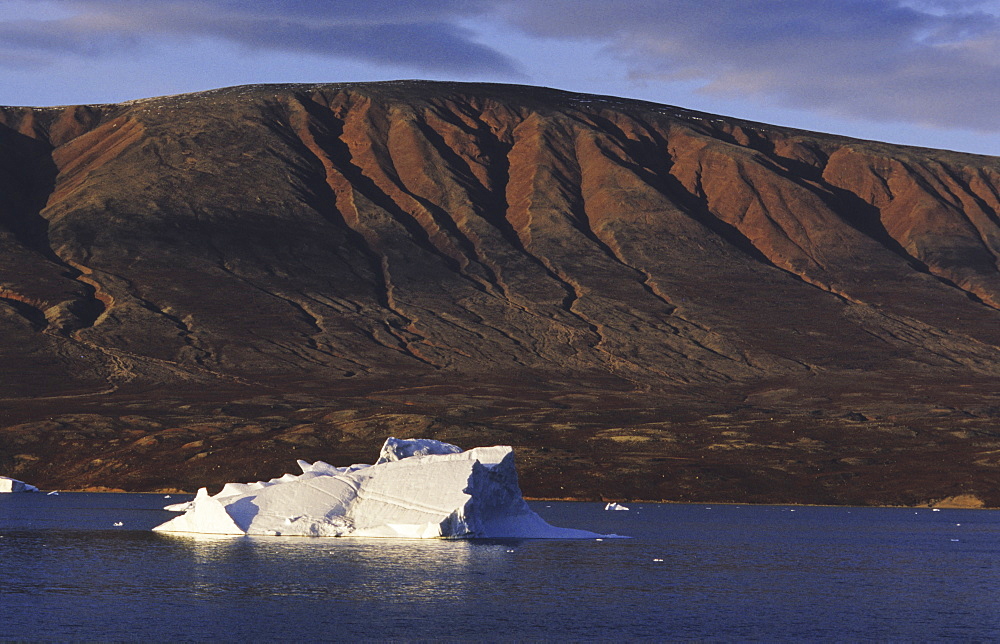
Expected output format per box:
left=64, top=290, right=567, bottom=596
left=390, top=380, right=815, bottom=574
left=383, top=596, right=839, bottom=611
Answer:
left=1, top=81, right=999, bottom=506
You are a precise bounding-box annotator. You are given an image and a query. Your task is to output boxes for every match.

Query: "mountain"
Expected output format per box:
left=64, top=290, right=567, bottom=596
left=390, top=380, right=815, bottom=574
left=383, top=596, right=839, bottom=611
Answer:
left=1, top=81, right=999, bottom=507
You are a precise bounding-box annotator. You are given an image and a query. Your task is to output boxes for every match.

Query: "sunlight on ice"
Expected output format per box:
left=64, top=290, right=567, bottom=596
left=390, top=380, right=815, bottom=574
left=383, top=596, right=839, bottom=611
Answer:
left=154, top=437, right=605, bottom=539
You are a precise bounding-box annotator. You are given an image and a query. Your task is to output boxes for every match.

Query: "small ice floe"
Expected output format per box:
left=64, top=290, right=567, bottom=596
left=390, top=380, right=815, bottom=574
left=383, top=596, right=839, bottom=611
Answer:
left=652, top=558, right=664, bottom=562
left=604, top=502, right=630, bottom=511
left=0, top=476, right=39, bottom=493
left=951, top=539, right=960, bottom=542
left=933, top=508, right=941, bottom=512
left=47, top=491, right=59, bottom=496
left=164, top=495, right=172, bottom=499
left=113, top=522, right=124, bottom=527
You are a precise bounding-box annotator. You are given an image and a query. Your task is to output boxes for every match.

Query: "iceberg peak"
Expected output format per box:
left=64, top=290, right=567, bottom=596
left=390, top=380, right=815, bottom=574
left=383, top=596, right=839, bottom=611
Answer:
left=375, top=436, right=463, bottom=464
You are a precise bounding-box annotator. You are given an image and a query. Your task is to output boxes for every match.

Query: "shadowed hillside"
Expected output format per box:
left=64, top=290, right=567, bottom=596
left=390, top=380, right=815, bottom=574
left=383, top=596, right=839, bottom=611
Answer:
left=1, top=81, right=999, bottom=506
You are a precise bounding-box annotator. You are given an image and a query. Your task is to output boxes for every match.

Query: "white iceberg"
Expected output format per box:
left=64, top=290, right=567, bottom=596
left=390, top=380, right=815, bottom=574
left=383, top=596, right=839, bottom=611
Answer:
left=604, top=502, right=629, bottom=511
left=153, top=437, right=600, bottom=539
left=0, top=476, right=39, bottom=493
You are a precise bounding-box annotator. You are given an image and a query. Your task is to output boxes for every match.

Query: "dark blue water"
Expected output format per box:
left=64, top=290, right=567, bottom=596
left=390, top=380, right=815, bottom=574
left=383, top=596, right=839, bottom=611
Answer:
left=1, top=493, right=998, bottom=641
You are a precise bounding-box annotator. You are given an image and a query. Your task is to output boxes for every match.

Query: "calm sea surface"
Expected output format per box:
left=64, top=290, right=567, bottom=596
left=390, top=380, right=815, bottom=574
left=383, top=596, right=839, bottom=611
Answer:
left=1, top=493, right=998, bottom=641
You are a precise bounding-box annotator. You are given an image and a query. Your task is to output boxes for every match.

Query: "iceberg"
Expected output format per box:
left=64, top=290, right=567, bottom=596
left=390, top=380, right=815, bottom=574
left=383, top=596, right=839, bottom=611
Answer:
left=604, top=502, right=629, bottom=511
left=153, top=437, right=600, bottom=539
left=0, top=476, right=39, bottom=493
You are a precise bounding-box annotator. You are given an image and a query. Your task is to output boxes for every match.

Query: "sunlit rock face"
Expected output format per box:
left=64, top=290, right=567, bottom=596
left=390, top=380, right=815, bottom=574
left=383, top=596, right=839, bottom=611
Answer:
left=3, top=81, right=1000, bottom=392
left=153, top=438, right=599, bottom=539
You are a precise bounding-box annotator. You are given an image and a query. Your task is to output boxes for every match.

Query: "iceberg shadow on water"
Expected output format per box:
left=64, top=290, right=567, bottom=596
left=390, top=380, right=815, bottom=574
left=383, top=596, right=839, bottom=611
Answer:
left=153, top=437, right=610, bottom=540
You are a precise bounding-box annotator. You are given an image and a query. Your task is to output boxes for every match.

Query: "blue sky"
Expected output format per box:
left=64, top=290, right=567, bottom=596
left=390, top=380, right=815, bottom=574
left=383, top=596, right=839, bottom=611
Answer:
left=1, top=0, right=998, bottom=155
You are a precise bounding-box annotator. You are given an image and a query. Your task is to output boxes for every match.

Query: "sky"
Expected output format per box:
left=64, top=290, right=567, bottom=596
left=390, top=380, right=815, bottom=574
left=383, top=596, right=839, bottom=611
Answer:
left=0, top=0, right=997, bottom=155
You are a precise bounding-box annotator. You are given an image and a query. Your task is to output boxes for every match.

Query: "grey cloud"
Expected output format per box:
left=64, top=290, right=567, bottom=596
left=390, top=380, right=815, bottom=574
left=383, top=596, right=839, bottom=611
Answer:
left=0, top=0, right=521, bottom=76
left=214, top=0, right=492, bottom=21
left=0, top=17, right=145, bottom=57
left=3, top=0, right=996, bottom=133
left=213, top=18, right=517, bottom=75
left=499, top=0, right=1000, bottom=132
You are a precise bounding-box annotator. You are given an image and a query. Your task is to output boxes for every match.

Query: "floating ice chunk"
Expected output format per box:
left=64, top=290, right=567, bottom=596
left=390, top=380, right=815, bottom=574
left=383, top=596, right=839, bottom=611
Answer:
left=604, top=502, right=630, bottom=511
left=47, top=491, right=59, bottom=496
left=159, top=488, right=243, bottom=533
left=154, top=438, right=604, bottom=539
left=0, top=477, right=39, bottom=493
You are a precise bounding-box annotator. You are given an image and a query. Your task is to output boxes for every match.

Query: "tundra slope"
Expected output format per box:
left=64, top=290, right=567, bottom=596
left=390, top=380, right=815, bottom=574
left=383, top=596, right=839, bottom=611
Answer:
left=1, top=81, right=999, bottom=507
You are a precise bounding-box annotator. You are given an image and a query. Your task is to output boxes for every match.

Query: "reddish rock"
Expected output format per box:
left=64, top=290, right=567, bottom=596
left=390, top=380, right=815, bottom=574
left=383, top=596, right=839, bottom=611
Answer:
left=0, top=81, right=999, bottom=506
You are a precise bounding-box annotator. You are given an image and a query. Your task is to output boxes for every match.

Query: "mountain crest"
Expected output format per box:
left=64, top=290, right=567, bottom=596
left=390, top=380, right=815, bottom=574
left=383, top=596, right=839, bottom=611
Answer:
left=1, top=81, right=999, bottom=506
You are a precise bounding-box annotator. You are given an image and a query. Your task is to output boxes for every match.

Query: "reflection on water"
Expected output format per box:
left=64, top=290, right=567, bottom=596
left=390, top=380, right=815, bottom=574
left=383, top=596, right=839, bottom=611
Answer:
left=160, top=532, right=500, bottom=602
left=0, top=527, right=535, bottom=639
left=2, top=495, right=1000, bottom=640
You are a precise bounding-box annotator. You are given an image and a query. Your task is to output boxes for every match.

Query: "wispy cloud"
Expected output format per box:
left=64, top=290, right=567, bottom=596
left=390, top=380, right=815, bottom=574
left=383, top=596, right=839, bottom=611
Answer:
left=0, top=0, right=522, bottom=76
left=0, top=1, right=996, bottom=132
left=499, top=0, right=1000, bottom=131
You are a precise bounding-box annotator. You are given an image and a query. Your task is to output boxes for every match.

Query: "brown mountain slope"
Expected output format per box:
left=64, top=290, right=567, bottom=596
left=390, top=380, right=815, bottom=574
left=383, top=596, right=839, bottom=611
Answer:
left=1, top=81, right=999, bottom=506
